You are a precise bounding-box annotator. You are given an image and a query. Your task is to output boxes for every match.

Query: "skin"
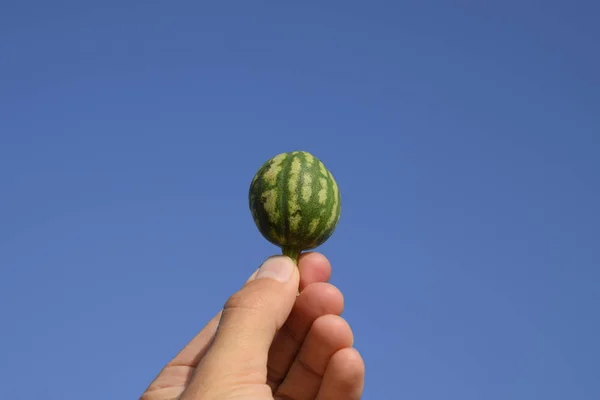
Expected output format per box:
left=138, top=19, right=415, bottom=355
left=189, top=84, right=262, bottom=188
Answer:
left=140, top=252, right=365, bottom=400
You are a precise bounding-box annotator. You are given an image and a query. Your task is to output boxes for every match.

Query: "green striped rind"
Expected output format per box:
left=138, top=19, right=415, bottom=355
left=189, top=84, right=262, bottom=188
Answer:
left=249, top=151, right=341, bottom=251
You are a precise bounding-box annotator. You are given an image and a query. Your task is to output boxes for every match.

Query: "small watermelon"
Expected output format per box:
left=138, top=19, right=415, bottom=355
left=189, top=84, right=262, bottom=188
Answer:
left=249, top=150, right=341, bottom=264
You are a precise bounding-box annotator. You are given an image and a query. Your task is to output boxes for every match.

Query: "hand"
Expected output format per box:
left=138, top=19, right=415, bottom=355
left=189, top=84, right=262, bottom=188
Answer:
left=140, top=252, right=365, bottom=400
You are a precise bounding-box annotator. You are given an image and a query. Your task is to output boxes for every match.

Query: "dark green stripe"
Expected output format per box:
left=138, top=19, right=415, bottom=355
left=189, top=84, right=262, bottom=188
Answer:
left=255, top=163, right=269, bottom=230
left=311, top=162, right=334, bottom=246
left=309, top=158, right=322, bottom=229
left=301, top=157, right=317, bottom=240
left=335, top=173, right=341, bottom=227
left=301, top=155, right=317, bottom=239
left=296, top=154, right=304, bottom=236
left=296, top=157, right=304, bottom=240
left=280, top=153, right=292, bottom=245
left=310, top=156, right=325, bottom=237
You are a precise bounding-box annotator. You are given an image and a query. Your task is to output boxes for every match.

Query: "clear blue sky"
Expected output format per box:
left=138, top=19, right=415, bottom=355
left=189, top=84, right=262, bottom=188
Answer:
left=1, top=1, right=598, bottom=399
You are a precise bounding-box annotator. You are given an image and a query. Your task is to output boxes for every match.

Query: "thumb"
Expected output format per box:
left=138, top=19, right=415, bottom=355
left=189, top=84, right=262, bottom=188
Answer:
left=189, top=256, right=299, bottom=393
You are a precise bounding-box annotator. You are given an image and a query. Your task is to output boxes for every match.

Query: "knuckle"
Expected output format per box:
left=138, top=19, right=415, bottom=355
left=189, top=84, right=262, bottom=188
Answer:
left=223, top=284, right=269, bottom=313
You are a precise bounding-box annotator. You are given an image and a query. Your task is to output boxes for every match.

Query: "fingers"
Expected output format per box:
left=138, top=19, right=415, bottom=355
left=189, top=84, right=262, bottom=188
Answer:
left=160, top=252, right=329, bottom=372
left=183, top=256, right=300, bottom=396
left=298, top=252, right=331, bottom=291
left=267, top=282, right=344, bottom=389
left=143, top=252, right=336, bottom=399
left=274, top=315, right=354, bottom=400
left=316, top=348, right=365, bottom=400
left=157, top=252, right=330, bottom=370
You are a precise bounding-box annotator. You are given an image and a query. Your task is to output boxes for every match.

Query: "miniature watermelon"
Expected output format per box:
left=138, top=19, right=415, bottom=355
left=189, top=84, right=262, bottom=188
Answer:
left=249, top=150, right=341, bottom=264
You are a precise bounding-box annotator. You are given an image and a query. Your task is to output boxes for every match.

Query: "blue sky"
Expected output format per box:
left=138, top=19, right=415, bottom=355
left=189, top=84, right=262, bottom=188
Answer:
left=1, top=1, right=599, bottom=399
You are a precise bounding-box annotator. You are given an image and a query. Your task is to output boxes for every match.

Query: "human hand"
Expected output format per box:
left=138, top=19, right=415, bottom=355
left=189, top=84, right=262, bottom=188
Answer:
left=140, top=252, right=365, bottom=400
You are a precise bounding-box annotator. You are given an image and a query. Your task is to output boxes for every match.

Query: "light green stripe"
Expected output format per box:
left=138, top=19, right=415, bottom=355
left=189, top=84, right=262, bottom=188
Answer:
left=287, top=155, right=302, bottom=233
left=262, top=152, right=287, bottom=187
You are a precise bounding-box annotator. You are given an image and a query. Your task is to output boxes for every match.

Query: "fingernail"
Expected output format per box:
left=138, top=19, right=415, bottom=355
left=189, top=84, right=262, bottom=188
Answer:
left=256, top=256, right=294, bottom=282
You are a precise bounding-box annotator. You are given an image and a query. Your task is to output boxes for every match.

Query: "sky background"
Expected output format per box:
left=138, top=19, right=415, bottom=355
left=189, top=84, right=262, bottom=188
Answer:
left=1, top=1, right=599, bottom=399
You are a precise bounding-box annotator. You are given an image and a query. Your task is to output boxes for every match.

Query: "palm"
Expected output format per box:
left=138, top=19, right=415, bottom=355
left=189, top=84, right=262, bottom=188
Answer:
left=140, top=253, right=364, bottom=400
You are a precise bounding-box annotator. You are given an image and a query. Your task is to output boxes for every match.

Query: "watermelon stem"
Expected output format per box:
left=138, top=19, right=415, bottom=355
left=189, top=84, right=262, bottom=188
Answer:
left=282, top=246, right=300, bottom=265
left=282, top=246, right=301, bottom=297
